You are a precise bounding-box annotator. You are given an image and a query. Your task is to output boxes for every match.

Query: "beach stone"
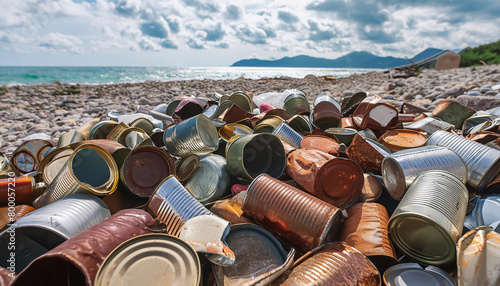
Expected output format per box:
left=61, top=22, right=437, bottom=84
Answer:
left=382, top=94, right=394, bottom=100
left=83, top=109, right=100, bottom=115
left=495, top=94, right=500, bottom=99
left=343, top=90, right=355, bottom=97
left=456, top=95, right=500, bottom=110
left=466, top=90, right=481, bottom=96
left=169, top=87, right=182, bottom=93
left=54, top=109, right=68, bottom=116
left=445, top=86, right=466, bottom=97
left=138, top=98, right=151, bottom=105
left=492, top=84, right=500, bottom=91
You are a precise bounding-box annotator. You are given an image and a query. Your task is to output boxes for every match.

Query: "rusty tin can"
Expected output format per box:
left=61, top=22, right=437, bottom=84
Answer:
left=272, top=121, right=304, bottom=149
left=0, top=193, right=110, bottom=272
left=378, top=129, right=428, bottom=152
left=300, top=135, right=341, bottom=156
left=283, top=91, right=310, bottom=116
left=388, top=171, right=469, bottom=265
left=341, top=117, right=357, bottom=129
left=163, top=114, right=219, bottom=157
left=212, top=223, right=295, bottom=286
left=184, top=154, right=230, bottom=204
left=382, top=146, right=467, bottom=200
left=0, top=205, right=34, bottom=230
left=286, top=148, right=364, bottom=209
left=276, top=242, right=380, bottom=285
left=312, top=101, right=342, bottom=130
left=226, top=134, right=286, bottom=181
left=360, top=173, right=382, bottom=202
left=357, top=128, right=377, bottom=141
left=427, top=130, right=500, bottom=192
left=340, top=202, right=398, bottom=274
left=242, top=174, right=341, bottom=252
left=34, top=144, right=119, bottom=208
left=0, top=175, right=34, bottom=206
left=346, top=134, right=390, bottom=172
left=12, top=209, right=154, bottom=286
left=11, top=139, right=54, bottom=173
left=352, top=96, right=399, bottom=131
left=120, top=146, right=175, bottom=198
left=95, top=233, right=201, bottom=286
left=146, top=175, right=212, bottom=237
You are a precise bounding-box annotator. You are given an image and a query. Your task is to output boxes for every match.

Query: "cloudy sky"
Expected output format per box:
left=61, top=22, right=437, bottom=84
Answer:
left=1, top=0, right=499, bottom=67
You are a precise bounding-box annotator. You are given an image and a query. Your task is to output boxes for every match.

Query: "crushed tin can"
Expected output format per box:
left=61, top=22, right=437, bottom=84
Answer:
left=11, top=139, right=54, bottom=174
left=12, top=209, right=154, bottom=286
left=381, top=146, right=467, bottom=200
left=352, top=95, right=399, bottom=131
left=340, top=202, right=398, bottom=274
left=357, top=128, right=377, bottom=141
left=286, top=148, right=364, bottom=209
left=94, top=233, right=201, bottom=286
left=388, top=171, right=469, bottom=265
left=383, top=263, right=456, bottom=286
left=0, top=193, right=110, bottom=272
left=120, top=146, right=175, bottom=198
left=377, top=129, right=427, bottom=152
left=427, top=130, right=500, bottom=192
left=300, top=135, right=340, bottom=156
left=271, top=121, right=304, bottom=149
left=341, top=91, right=367, bottom=116
left=226, top=134, right=286, bottom=181
left=0, top=154, right=19, bottom=179
left=275, top=242, right=380, bottom=285
left=242, top=174, right=341, bottom=252
left=212, top=223, right=295, bottom=286
left=464, top=195, right=500, bottom=231
left=164, top=114, right=219, bottom=157
left=431, top=99, right=475, bottom=128
left=404, top=116, right=454, bottom=134
left=457, top=226, right=500, bottom=286
left=173, top=98, right=206, bottom=121
left=346, top=134, right=390, bottom=172
left=184, top=154, right=230, bottom=204
left=0, top=175, right=34, bottom=206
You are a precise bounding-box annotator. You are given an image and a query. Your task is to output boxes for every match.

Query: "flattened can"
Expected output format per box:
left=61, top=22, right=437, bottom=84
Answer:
left=388, top=171, right=469, bottom=265
left=163, top=114, right=219, bottom=157
left=146, top=175, right=212, bottom=237
left=271, top=121, right=304, bottom=148
left=427, top=130, right=500, bottom=192
left=242, top=174, right=341, bottom=252
left=12, top=209, right=154, bottom=286
left=340, top=202, right=397, bottom=274
left=382, top=146, right=467, bottom=200
left=286, top=148, right=364, bottom=209
left=94, top=234, right=201, bottom=286
left=276, top=242, right=381, bottom=285
left=184, top=154, right=230, bottom=204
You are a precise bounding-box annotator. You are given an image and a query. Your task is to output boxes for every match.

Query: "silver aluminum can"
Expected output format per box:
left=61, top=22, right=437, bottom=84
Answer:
left=388, top=171, right=468, bottom=265
left=163, top=114, right=219, bottom=157
left=464, top=195, right=500, bottom=231
left=313, top=93, right=341, bottom=110
left=426, top=130, right=500, bottom=192
left=272, top=121, right=304, bottom=149
left=382, top=146, right=467, bottom=200
left=184, top=154, right=230, bottom=204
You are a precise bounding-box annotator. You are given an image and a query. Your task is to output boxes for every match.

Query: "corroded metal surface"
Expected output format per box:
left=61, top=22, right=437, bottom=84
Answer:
left=352, top=96, right=399, bottom=131
left=346, top=134, right=387, bottom=172
left=300, top=135, right=340, bottom=156
left=0, top=176, right=33, bottom=206
left=378, top=129, right=427, bottom=152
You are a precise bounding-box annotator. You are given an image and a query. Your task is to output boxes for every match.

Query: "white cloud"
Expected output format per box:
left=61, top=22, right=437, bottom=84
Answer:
left=38, top=32, right=84, bottom=53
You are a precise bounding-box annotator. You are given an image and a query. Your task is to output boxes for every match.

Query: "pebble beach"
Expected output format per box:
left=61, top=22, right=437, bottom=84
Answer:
left=1, top=64, right=500, bottom=155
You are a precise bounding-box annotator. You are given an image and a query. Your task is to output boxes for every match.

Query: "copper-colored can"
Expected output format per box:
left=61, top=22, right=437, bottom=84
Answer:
left=0, top=266, right=15, bottom=286
left=312, top=101, right=341, bottom=130
left=300, top=135, right=340, bottom=156
left=11, top=209, right=155, bottom=286
left=242, top=174, right=341, bottom=252
left=340, top=202, right=398, bottom=274
left=275, top=242, right=381, bottom=285
left=286, top=148, right=364, bottom=209
left=352, top=95, right=399, bottom=131
left=0, top=176, right=33, bottom=206
left=360, top=173, right=382, bottom=202
left=378, top=129, right=427, bottom=152
left=346, top=134, right=389, bottom=172
left=341, top=117, right=357, bottom=129
left=0, top=205, right=35, bottom=230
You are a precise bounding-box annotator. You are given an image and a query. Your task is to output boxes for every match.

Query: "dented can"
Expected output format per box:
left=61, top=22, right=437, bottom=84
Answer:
left=352, top=96, right=399, bottom=131
left=388, top=171, right=469, bottom=265
left=286, top=148, right=364, bottom=209
left=427, top=130, right=500, bottom=192
left=382, top=146, right=467, bottom=200
left=432, top=99, right=475, bottom=128
left=272, top=121, right=304, bottom=148
left=346, top=134, right=389, bottom=172
left=184, top=154, right=230, bottom=204
left=404, top=116, right=454, bottom=134
left=242, top=174, right=341, bottom=252
left=276, top=242, right=381, bottom=285
left=300, top=135, right=340, bottom=156
left=163, top=114, right=219, bottom=157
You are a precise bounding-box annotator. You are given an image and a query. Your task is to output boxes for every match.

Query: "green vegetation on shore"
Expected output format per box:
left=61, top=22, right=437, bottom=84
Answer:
left=460, top=39, right=500, bottom=67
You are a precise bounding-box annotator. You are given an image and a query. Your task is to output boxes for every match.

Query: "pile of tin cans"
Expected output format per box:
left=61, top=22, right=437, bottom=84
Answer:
left=0, top=90, right=500, bottom=285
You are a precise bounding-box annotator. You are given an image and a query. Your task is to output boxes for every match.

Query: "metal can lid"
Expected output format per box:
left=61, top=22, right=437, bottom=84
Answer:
left=95, top=233, right=201, bottom=286
left=176, top=154, right=200, bottom=182
left=383, top=263, right=456, bottom=286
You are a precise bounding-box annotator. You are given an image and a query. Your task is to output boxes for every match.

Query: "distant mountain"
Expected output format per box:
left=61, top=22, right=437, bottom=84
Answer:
left=231, top=50, right=434, bottom=69
left=410, top=48, right=444, bottom=63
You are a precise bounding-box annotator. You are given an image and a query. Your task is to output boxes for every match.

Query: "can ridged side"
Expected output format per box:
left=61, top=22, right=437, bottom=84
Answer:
left=242, top=174, right=341, bottom=252
left=382, top=146, right=467, bottom=200
left=272, top=121, right=304, bottom=148
left=389, top=171, right=468, bottom=265
left=427, top=130, right=500, bottom=192
left=283, top=93, right=310, bottom=116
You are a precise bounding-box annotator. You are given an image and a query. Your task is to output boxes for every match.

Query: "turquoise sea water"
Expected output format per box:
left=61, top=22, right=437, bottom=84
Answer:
left=0, top=66, right=381, bottom=85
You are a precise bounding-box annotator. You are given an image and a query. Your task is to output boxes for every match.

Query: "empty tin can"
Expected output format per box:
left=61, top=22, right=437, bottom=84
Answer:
left=120, top=146, right=175, bottom=198
left=0, top=193, right=110, bottom=272
left=34, top=144, right=119, bottom=208
left=212, top=223, right=295, bottom=286
left=326, top=127, right=357, bottom=146
left=383, top=263, right=456, bottom=286
left=184, top=154, right=230, bottom=204
left=382, top=146, right=467, bottom=200
left=341, top=91, right=367, bottom=116
left=254, top=115, right=284, bottom=134
left=283, top=91, right=310, bottom=116
left=0, top=175, right=34, bottom=206
left=346, top=134, right=390, bottom=172
left=388, top=171, right=469, bottom=265
left=287, top=115, right=313, bottom=133
left=353, top=96, right=399, bottom=131
left=226, top=134, right=286, bottom=181
left=286, top=148, right=364, bottom=209
left=272, top=121, right=304, bottom=148
left=163, top=114, right=219, bottom=157
left=229, top=91, right=253, bottom=113
left=175, top=154, right=200, bottom=182
left=360, top=173, right=382, bottom=202
left=378, top=129, right=428, bottom=152
left=88, top=121, right=119, bottom=140
left=12, top=209, right=154, bottom=286
left=405, top=116, right=454, bottom=134
left=312, top=101, right=342, bottom=130
left=56, top=130, right=85, bottom=149
left=218, top=123, right=253, bottom=142
left=427, top=130, right=500, bottom=192
left=340, top=202, right=398, bottom=274
left=242, top=174, right=341, bottom=252
left=300, top=135, right=341, bottom=156
left=116, top=127, right=153, bottom=149
left=276, top=242, right=380, bottom=285
left=172, top=98, right=206, bottom=121
left=95, top=234, right=201, bottom=286
left=464, top=195, right=500, bottom=231
left=130, top=117, right=155, bottom=135
left=357, top=128, right=377, bottom=141
left=11, top=139, right=54, bottom=173
left=146, top=175, right=212, bottom=237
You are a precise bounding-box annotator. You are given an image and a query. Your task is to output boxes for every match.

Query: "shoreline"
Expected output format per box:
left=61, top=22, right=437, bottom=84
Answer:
left=1, top=65, right=499, bottom=155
